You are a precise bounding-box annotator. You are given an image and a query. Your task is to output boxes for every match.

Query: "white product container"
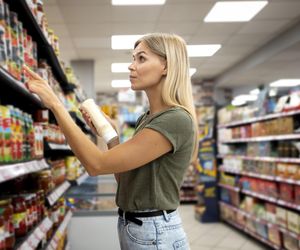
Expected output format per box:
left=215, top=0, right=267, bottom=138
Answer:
left=80, top=99, right=118, bottom=143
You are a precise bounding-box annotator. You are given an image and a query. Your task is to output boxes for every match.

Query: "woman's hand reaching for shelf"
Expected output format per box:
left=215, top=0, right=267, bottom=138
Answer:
left=24, top=65, right=62, bottom=110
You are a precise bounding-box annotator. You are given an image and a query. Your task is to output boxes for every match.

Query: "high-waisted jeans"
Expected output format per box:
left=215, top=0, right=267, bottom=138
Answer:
left=117, top=210, right=190, bottom=250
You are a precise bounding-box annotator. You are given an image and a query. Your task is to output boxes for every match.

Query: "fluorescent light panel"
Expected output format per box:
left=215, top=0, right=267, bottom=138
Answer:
left=112, top=0, right=165, bottom=5
left=269, top=79, right=300, bottom=87
left=111, top=80, right=131, bottom=88
left=111, top=35, right=143, bottom=50
left=250, top=88, right=260, bottom=95
left=189, top=68, right=196, bottom=77
left=111, top=63, right=131, bottom=73
left=204, top=1, right=268, bottom=22
left=187, top=44, right=221, bottom=57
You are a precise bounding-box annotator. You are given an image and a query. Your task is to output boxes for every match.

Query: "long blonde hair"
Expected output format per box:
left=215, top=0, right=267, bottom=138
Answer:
left=135, top=33, right=198, bottom=161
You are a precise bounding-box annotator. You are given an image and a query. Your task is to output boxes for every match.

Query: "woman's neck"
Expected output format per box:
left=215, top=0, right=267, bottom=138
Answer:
left=145, top=88, right=171, bottom=115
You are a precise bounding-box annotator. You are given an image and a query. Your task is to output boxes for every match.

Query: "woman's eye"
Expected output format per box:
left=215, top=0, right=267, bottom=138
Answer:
left=138, top=56, right=145, bottom=62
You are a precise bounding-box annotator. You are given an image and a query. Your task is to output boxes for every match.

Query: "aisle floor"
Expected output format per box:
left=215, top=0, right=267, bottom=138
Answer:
left=179, top=205, right=268, bottom=250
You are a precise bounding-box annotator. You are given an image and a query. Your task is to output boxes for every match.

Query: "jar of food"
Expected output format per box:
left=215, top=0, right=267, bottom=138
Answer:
left=0, top=198, right=15, bottom=250
left=37, top=170, right=53, bottom=195
left=21, top=194, right=33, bottom=231
left=37, top=190, right=45, bottom=221
left=12, top=196, right=27, bottom=237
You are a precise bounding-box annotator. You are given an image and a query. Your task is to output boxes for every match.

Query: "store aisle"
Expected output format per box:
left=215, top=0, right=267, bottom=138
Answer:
left=179, top=205, right=267, bottom=250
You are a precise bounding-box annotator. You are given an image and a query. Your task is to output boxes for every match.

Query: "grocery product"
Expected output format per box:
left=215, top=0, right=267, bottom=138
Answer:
left=80, top=99, right=118, bottom=143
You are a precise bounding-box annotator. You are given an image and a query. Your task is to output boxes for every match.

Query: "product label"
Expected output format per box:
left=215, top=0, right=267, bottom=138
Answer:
left=12, top=212, right=26, bottom=229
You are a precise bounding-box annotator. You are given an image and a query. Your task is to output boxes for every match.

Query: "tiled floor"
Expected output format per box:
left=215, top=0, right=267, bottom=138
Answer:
left=179, top=205, right=268, bottom=250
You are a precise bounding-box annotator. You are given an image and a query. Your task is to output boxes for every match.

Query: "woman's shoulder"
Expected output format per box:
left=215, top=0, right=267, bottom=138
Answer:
left=153, top=106, right=193, bottom=125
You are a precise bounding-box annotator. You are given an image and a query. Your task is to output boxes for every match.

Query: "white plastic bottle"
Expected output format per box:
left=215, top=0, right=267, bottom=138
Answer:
left=80, top=99, right=118, bottom=143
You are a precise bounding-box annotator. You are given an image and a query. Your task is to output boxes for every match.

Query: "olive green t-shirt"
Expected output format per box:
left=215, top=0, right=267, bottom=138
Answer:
left=116, top=106, right=195, bottom=212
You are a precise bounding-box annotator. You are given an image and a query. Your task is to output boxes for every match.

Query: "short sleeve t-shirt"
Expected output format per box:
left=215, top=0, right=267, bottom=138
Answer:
left=116, top=106, right=195, bottom=212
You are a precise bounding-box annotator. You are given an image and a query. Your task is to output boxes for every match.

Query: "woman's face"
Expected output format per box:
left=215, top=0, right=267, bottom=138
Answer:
left=128, top=41, right=167, bottom=91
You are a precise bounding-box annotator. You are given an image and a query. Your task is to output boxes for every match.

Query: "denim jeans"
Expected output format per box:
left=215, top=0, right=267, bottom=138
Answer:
left=117, top=210, right=190, bottom=250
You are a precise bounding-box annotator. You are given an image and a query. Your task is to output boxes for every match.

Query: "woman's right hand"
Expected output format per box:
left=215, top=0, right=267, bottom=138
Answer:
left=24, top=65, right=62, bottom=110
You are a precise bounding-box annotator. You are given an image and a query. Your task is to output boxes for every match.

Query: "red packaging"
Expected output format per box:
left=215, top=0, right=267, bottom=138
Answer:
left=295, top=186, right=300, bottom=205
left=279, top=183, right=294, bottom=203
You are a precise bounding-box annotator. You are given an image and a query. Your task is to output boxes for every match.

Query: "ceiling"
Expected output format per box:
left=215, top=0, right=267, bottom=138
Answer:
left=43, top=0, right=300, bottom=93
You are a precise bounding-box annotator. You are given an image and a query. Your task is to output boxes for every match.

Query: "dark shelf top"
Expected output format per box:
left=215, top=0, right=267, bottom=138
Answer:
left=0, top=67, right=44, bottom=109
left=6, top=0, right=71, bottom=90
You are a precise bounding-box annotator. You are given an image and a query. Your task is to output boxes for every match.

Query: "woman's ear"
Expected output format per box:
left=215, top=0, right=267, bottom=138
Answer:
left=162, top=62, right=167, bottom=76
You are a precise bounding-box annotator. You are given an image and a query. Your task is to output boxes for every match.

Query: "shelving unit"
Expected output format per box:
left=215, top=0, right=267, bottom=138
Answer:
left=16, top=217, right=53, bottom=250
left=0, top=159, right=49, bottom=183
left=217, top=104, right=300, bottom=249
left=0, top=1, right=90, bottom=249
left=6, top=0, right=70, bottom=89
left=47, top=181, right=71, bottom=206
left=44, top=210, right=73, bottom=250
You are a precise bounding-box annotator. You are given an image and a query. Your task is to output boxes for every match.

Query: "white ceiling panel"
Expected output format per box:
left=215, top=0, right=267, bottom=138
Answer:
left=67, top=23, right=112, bottom=37
left=112, top=22, right=155, bottom=34
left=154, top=22, right=199, bottom=35
left=58, top=5, right=113, bottom=23
left=225, top=34, right=273, bottom=46
left=194, top=23, right=244, bottom=36
left=111, top=6, right=162, bottom=22
left=255, top=2, right=300, bottom=19
left=238, top=20, right=292, bottom=34
left=73, top=37, right=110, bottom=49
left=158, top=3, right=213, bottom=21
left=188, top=34, right=229, bottom=45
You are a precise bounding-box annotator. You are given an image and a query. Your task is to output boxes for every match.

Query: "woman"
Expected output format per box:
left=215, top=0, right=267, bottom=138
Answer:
left=26, top=33, right=197, bottom=250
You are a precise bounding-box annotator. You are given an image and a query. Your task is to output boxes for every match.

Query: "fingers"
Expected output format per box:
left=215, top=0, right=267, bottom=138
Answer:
left=23, top=65, right=44, bottom=81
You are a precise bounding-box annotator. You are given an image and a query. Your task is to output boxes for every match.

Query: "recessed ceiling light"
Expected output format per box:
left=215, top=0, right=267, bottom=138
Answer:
left=250, top=88, right=260, bottom=95
left=111, top=80, right=131, bottom=88
left=112, top=0, right=166, bottom=5
left=189, top=68, right=197, bottom=76
left=269, top=79, right=300, bottom=87
left=187, top=45, right=221, bottom=57
left=111, top=63, right=131, bottom=73
left=111, top=35, right=143, bottom=50
left=204, top=1, right=268, bottom=22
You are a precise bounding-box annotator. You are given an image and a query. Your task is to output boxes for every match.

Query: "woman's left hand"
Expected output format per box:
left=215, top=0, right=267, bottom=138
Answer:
left=24, top=66, right=62, bottom=110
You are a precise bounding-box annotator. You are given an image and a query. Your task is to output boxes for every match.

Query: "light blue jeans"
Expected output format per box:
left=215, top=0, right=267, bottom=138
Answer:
left=117, top=210, right=190, bottom=250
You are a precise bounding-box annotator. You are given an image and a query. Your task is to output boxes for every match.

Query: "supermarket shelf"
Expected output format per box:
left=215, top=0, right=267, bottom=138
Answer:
left=44, top=142, right=73, bottom=157
left=218, top=109, right=300, bottom=129
left=221, top=134, right=300, bottom=144
left=0, top=67, right=44, bottom=108
left=0, top=159, right=49, bottom=184
left=219, top=167, right=300, bottom=186
left=220, top=202, right=300, bottom=241
left=46, top=142, right=71, bottom=151
left=218, top=183, right=240, bottom=192
left=16, top=217, right=53, bottom=250
left=70, top=172, right=89, bottom=186
left=218, top=154, right=300, bottom=164
left=7, top=0, right=70, bottom=89
left=47, top=181, right=71, bottom=206
left=242, top=190, right=300, bottom=211
left=241, top=190, right=278, bottom=203
left=45, top=210, right=73, bottom=250
left=222, top=217, right=281, bottom=250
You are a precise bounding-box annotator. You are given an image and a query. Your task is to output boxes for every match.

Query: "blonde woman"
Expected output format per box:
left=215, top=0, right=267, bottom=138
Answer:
left=27, top=33, right=197, bottom=250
